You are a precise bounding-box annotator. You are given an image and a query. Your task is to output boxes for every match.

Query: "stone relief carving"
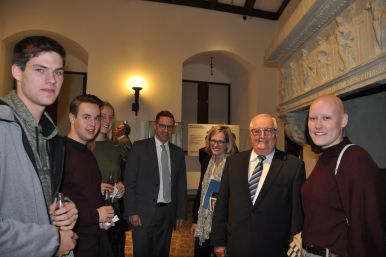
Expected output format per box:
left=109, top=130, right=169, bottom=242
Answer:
left=265, top=0, right=354, bottom=63
left=281, top=112, right=308, bottom=146
left=335, top=15, right=357, bottom=70
left=301, top=49, right=316, bottom=89
left=279, top=56, right=386, bottom=114
left=280, top=67, right=289, bottom=101
left=279, top=59, right=302, bottom=101
left=267, top=0, right=386, bottom=143
left=277, top=0, right=386, bottom=105
left=316, top=35, right=333, bottom=83
left=289, top=61, right=301, bottom=96
left=365, top=0, right=386, bottom=50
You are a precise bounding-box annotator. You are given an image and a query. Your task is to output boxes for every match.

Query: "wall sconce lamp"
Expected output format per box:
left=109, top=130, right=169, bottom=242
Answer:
left=132, top=86, right=143, bottom=116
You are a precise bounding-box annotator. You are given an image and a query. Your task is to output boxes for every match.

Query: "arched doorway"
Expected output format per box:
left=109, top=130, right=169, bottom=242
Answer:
left=182, top=50, right=255, bottom=151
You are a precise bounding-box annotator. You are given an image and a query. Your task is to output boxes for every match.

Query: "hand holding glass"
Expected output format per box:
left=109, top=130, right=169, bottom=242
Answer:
left=50, top=192, right=78, bottom=230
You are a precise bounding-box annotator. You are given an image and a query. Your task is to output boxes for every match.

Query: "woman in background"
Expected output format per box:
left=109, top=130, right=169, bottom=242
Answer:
left=89, top=101, right=126, bottom=257
left=191, top=126, right=237, bottom=257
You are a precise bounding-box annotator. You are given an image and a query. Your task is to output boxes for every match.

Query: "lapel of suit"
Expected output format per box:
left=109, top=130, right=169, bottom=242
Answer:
left=253, top=149, right=284, bottom=208
left=237, top=150, right=255, bottom=205
left=169, top=143, right=176, bottom=182
left=149, top=138, right=160, bottom=181
left=242, top=150, right=253, bottom=197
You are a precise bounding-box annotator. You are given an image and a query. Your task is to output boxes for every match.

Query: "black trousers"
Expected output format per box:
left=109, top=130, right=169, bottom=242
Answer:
left=132, top=204, right=173, bottom=257
left=107, top=217, right=126, bottom=257
left=194, top=236, right=214, bottom=257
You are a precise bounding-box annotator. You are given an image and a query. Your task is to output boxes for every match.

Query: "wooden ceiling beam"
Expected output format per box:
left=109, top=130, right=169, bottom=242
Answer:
left=244, top=0, right=256, bottom=16
left=276, top=0, right=290, bottom=17
left=208, top=0, right=217, bottom=9
left=145, top=0, right=280, bottom=20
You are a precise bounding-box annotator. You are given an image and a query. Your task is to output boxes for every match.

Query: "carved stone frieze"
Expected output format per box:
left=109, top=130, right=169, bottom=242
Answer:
left=266, top=0, right=386, bottom=144
left=278, top=54, right=386, bottom=114
left=265, top=0, right=354, bottom=63
left=267, top=0, right=386, bottom=114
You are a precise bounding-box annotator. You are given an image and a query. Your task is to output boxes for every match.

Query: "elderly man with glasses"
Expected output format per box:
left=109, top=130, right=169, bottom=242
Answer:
left=211, top=113, right=306, bottom=257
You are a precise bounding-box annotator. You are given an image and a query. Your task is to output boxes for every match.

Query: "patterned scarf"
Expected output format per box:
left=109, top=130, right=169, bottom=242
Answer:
left=194, top=155, right=227, bottom=245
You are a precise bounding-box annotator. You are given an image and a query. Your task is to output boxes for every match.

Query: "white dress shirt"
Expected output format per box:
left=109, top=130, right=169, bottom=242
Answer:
left=248, top=150, right=275, bottom=204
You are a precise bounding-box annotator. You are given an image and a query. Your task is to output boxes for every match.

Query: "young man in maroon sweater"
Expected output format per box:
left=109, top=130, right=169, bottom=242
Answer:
left=61, top=94, right=115, bottom=257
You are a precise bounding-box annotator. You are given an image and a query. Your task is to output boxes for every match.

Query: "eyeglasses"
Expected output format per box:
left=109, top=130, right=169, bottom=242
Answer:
left=157, top=123, right=174, bottom=130
left=250, top=128, right=277, bottom=136
left=210, top=139, right=226, bottom=146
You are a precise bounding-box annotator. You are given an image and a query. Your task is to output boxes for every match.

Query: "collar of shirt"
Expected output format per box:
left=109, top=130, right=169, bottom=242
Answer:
left=249, top=149, right=275, bottom=177
left=154, top=136, right=169, bottom=148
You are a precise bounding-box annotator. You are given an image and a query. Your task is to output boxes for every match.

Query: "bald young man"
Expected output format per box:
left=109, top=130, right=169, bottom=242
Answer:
left=301, top=95, right=385, bottom=257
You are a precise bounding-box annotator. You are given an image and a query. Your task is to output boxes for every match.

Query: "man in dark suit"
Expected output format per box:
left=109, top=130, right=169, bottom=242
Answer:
left=124, top=110, right=187, bottom=257
left=211, top=113, right=306, bottom=257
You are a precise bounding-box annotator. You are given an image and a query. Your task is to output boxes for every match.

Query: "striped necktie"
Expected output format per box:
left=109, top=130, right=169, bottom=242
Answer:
left=249, top=155, right=266, bottom=201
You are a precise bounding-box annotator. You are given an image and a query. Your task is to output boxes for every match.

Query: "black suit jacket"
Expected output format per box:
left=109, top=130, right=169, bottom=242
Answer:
left=211, top=149, right=306, bottom=257
left=124, top=137, right=187, bottom=227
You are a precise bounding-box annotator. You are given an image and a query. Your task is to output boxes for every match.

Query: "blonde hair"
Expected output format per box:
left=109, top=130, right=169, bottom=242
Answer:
left=87, top=101, right=116, bottom=151
left=204, top=125, right=237, bottom=155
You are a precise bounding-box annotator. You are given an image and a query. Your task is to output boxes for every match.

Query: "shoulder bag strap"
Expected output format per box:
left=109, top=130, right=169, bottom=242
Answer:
left=334, top=143, right=355, bottom=226
left=335, top=144, right=355, bottom=175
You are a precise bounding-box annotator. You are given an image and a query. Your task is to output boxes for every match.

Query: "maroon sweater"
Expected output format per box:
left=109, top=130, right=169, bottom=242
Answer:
left=302, top=138, right=385, bottom=257
left=62, top=137, right=103, bottom=257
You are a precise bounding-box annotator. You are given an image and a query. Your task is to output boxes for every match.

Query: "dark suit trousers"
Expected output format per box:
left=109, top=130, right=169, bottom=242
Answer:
left=132, top=204, right=173, bottom=257
left=194, top=237, right=213, bottom=257
left=107, top=217, right=126, bottom=257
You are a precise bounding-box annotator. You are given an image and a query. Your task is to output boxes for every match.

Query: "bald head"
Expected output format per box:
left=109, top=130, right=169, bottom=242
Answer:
left=308, top=95, right=348, bottom=148
left=310, top=95, right=345, bottom=116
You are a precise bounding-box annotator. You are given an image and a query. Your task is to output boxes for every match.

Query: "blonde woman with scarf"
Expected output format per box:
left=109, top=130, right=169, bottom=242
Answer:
left=191, top=126, right=237, bottom=257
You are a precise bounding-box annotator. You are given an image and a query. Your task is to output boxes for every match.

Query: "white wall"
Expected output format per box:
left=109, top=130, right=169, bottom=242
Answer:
left=0, top=0, right=279, bottom=143
left=183, top=63, right=231, bottom=83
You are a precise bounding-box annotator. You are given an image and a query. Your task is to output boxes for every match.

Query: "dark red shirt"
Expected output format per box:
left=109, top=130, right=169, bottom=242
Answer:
left=302, top=138, right=384, bottom=257
left=62, top=137, right=103, bottom=257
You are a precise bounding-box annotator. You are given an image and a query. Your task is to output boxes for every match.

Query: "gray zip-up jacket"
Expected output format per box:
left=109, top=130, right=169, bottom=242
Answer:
left=0, top=98, right=69, bottom=257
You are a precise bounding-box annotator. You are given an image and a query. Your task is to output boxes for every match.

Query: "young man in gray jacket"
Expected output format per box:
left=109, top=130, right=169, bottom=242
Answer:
left=0, top=36, right=78, bottom=257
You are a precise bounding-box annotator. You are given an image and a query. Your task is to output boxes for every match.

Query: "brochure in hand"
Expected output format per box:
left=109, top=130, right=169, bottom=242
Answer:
left=202, top=179, right=220, bottom=210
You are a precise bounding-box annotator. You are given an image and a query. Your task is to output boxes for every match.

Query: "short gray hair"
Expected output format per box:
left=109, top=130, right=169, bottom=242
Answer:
left=249, top=114, right=278, bottom=130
